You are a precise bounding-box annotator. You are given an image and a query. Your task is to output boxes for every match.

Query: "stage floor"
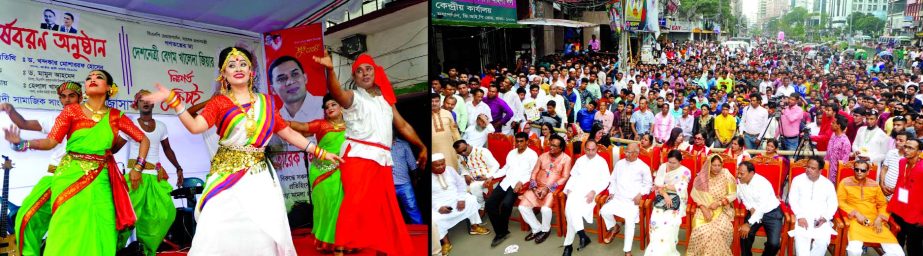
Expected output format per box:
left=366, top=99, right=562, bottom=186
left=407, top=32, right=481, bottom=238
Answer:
left=157, top=224, right=430, bottom=255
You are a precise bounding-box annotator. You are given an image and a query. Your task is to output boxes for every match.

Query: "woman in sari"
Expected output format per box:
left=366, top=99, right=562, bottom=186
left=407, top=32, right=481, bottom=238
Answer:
left=725, top=136, right=751, bottom=165
left=643, top=150, right=691, bottom=256
left=143, top=47, right=341, bottom=255
left=686, top=154, right=738, bottom=256
left=759, top=139, right=790, bottom=195
left=5, top=70, right=151, bottom=255
left=288, top=94, right=354, bottom=254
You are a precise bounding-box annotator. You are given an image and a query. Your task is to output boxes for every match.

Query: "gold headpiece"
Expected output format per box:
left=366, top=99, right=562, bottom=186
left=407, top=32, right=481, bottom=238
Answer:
left=215, top=47, right=251, bottom=82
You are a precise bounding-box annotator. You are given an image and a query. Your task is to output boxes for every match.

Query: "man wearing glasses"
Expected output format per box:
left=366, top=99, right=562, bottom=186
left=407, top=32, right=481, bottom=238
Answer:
left=517, top=135, right=571, bottom=245
left=485, top=133, right=538, bottom=247
left=599, top=143, right=652, bottom=256
left=837, top=160, right=905, bottom=256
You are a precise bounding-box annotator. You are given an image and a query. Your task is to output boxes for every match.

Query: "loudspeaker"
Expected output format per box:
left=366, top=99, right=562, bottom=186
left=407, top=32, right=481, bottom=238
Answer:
left=340, top=34, right=367, bottom=59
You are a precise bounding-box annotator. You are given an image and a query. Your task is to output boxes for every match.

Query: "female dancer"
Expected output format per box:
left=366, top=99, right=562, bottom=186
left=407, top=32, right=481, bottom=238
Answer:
left=143, top=47, right=341, bottom=255
left=288, top=94, right=354, bottom=254
left=4, top=70, right=150, bottom=255
left=314, top=51, right=427, bottom=255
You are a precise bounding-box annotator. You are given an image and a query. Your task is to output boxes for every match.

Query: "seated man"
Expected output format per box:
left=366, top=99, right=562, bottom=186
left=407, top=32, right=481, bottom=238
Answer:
left=788, top=156, right=838, bottom=256
left=485, top=132, right=538, bottom=247
left=518, top=135, right=572, bottom=244
left=432, top=153, right=490, bottom=256
left=837, top=160, right=905, bottom=256
left=736, top=161, right=784, bottom=256
left=599, top=143, right=652, bottom=256
left=453, top=139, right=500, bottom=215
left=561, top=140, right=610, bottom=255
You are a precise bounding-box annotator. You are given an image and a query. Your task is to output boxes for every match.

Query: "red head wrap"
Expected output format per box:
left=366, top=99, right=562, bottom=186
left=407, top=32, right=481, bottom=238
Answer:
left=352, top=54, right=396, bottom=105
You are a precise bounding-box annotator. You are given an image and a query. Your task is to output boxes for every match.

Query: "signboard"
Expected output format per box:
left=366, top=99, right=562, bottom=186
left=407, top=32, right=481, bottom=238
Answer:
left=625, top=0, right=645, bottom=29
left=432, top=0, right=518, bottom=26
left=666, top=20, right=696, bottom=32
left=261, top=23, right=328, bottom=220
left=0, top=0, right=262, bottom=113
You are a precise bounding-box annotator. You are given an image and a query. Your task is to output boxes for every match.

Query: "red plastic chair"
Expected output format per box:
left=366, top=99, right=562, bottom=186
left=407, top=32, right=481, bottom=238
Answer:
left=731, top=155, right=791, bottom=255
left=487, top=133, right=514, bottom=168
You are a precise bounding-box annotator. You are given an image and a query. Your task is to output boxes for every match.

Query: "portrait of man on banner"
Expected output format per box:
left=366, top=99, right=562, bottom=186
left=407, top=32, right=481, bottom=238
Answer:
left=40, top=8, right=60, bottom=30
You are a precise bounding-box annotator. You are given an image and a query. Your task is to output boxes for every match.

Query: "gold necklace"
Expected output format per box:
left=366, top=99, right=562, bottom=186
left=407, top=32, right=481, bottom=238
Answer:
left=84, top=103, right=106, bottom=122
left=229, top=92, right=257, bottom=137
left=330, top=119, right=346, bottom=130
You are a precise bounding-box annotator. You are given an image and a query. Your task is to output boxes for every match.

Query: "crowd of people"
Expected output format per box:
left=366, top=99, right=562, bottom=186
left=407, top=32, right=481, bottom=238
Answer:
left=431, top=38, right=923, bottom=256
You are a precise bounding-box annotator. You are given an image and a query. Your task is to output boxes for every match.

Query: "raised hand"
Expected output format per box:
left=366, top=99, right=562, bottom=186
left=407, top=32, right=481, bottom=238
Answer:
left=3, top=125, right=21, bottom=144
left=313, top=50, right=334, bottom=69
left=141, top=83, right=172, bottom=104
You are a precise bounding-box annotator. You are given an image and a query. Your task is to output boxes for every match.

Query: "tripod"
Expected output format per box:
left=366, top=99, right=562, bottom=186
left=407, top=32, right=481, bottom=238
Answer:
left=792, top=129, right=816, bottom=161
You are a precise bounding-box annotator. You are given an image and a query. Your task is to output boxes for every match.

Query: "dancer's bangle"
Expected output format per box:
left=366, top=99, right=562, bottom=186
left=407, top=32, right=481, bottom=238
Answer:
left=165, top=91, right=177, bottom=104
left=135, top=157, right=146, bottom=169
left=303, top=142, right=315, bottom=154
left=168, top=97, right=182, bottom=108
left=176, top=105, right=187, bottom=116
left=10, top=140, right=28, bottom=152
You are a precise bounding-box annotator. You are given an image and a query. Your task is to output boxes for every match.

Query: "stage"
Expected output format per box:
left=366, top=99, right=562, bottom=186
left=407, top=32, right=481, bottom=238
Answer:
left=156, top=224, right=430, bottom=255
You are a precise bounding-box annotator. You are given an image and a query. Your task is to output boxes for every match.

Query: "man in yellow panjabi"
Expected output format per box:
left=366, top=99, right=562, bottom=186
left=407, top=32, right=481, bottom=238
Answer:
left=836, top=160, right=905, bottom=256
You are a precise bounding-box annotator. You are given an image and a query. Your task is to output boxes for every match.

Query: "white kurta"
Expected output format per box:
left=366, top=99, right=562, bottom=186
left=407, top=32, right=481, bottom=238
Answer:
left=495, top=148, right=538, bottom=190
left=341, top=88, right=394, bottom=166
left=564, top=155, right=611, bottom=223
left=600, top=159, right=652, bottom=223
left=466, top=101, right=492, bottom=129
left=432, top=166, right=482, bottom=239
left=852, top=126, right=890, bottom=166
left=787, top=174, right=838, bottom=240
left=502, top=90, right=525, bottom=134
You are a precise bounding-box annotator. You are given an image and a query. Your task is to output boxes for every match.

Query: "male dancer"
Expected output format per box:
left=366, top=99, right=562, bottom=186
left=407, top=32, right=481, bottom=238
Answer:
left=115, top=90, right=182, bottom=255
left=315, top=51, right=427, bottom=255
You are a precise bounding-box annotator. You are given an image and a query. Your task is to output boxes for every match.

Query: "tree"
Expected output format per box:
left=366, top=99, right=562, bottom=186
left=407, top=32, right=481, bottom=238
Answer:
left=847, top=12, right=885, bottom=36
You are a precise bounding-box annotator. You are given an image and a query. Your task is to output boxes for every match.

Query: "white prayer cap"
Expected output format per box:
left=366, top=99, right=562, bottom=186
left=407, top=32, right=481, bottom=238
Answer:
left=432, top=153, right=445, bottom=162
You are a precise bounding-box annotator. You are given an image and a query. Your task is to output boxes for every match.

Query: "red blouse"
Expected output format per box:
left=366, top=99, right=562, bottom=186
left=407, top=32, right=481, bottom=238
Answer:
left=48, top=104, right=145, bottom=143
left=198, top=94, right=288, bottom=134
left=305, top=119, right=345, bottom=142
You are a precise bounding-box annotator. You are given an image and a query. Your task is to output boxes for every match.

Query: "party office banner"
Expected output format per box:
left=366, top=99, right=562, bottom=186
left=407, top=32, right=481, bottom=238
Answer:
left=432, top=0, right=519, bottom=27
left=0, top=0, right=262, bottom=113
left=261, top=23, right=327, bottom=222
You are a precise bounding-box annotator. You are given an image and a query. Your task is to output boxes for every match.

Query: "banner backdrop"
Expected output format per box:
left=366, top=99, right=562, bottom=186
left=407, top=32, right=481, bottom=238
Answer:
left=0, top=0, right=263, bottom=113
left=261, top=23, right=327, bottom=222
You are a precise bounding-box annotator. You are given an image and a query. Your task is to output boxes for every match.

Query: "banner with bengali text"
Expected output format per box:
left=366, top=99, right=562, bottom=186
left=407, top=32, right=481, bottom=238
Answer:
left=0, top=0, right=262, bottom=113
left=432, top=0, right=518, bottom=27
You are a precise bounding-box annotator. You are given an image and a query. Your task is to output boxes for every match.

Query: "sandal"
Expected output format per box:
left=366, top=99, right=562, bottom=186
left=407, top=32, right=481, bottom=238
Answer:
left=603, top=223, right=621, bottom=244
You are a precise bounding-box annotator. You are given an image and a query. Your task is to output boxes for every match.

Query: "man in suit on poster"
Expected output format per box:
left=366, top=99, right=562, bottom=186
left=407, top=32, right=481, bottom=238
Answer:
left=59, top=13, right=77, bottom=33
left=40, top=9, right=59, bottom=31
